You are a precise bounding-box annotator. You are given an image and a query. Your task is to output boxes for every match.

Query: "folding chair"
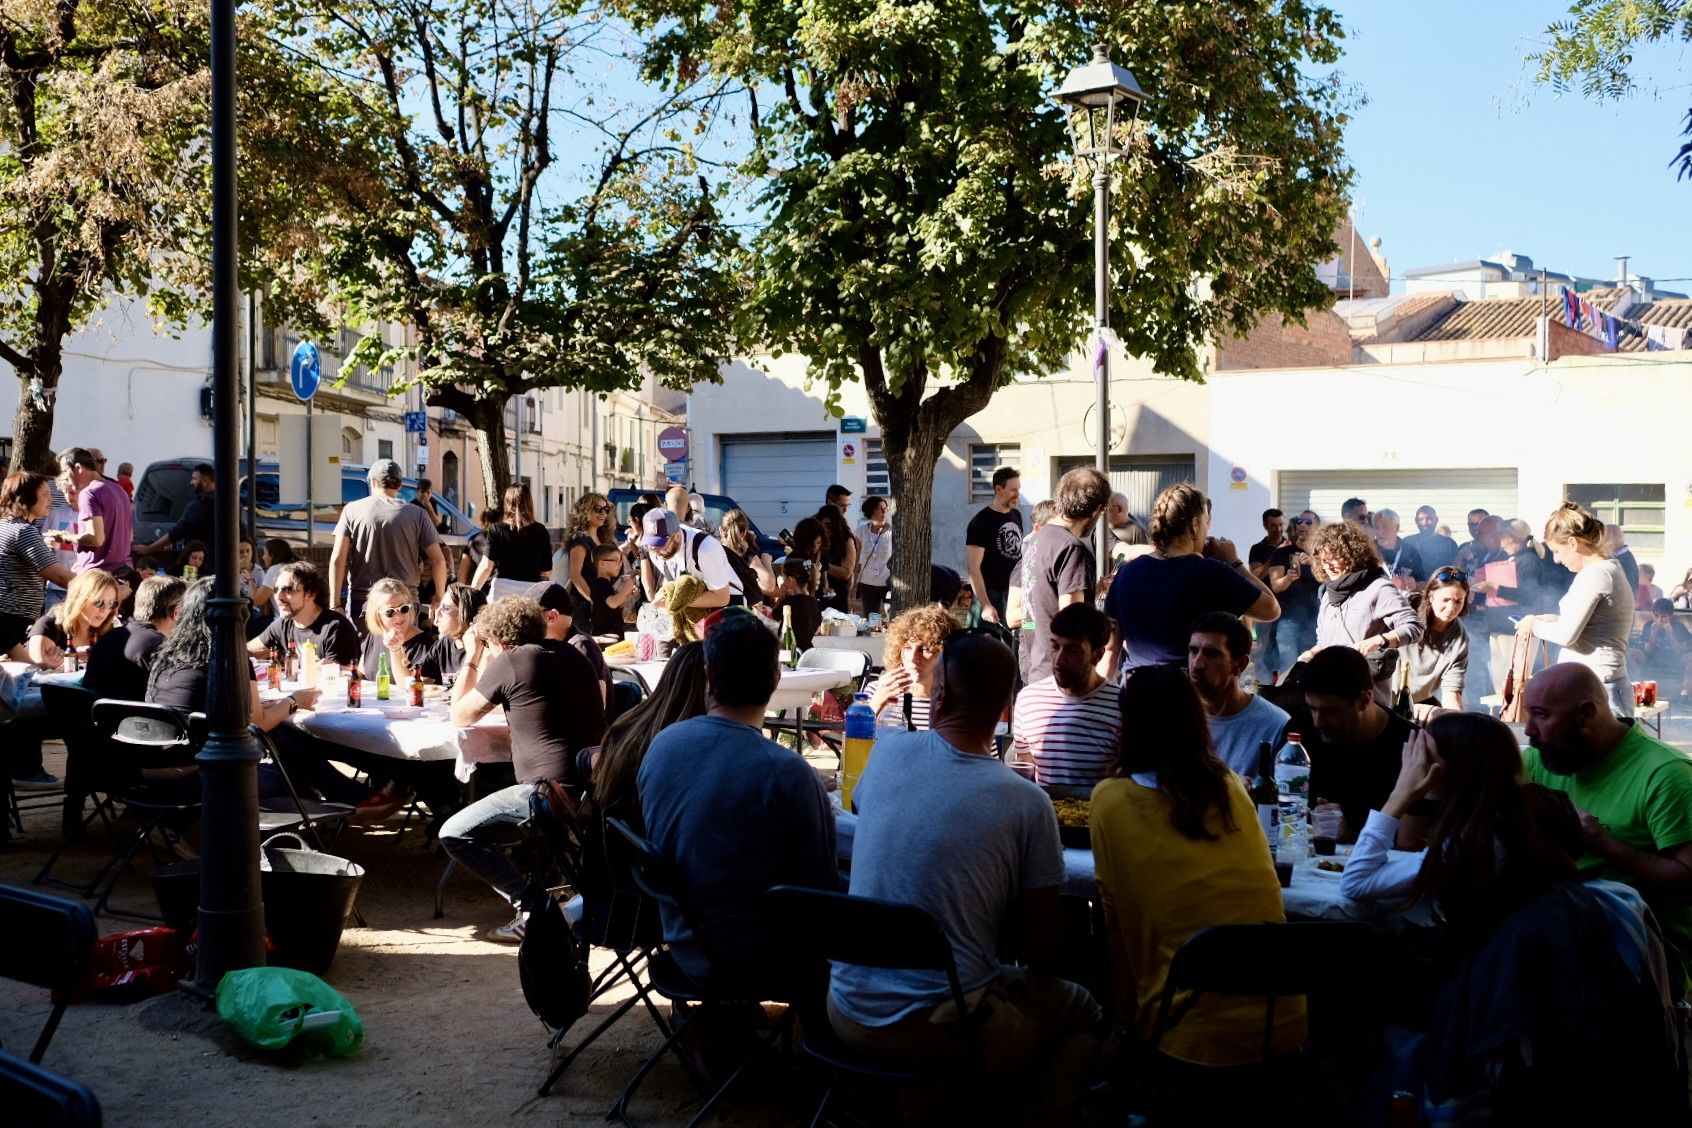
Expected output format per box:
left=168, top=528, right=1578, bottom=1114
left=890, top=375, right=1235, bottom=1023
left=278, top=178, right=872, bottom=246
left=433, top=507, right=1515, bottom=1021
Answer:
left=0, top=1051, right=101, bottom=1128
left=604, top=817, right=801, bottom=1128
left=0, top=885, right=98, bottom=1065
left=33, top=686, right=126, bottom=895
left=85, top=700, right=205, bottom=919
left=763, top=884, right=981, bottom=1126
left=774, top=649, right=871, bottom=752
left=249, top=726, right=355, bottom=849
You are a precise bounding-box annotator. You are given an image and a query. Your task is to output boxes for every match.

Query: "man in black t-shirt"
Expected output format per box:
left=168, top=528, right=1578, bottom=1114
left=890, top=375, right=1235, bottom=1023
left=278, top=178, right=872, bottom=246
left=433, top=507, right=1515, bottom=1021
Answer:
left=84, top=575, right=186, bottom=703
left=965, top=465, right=1023, bottom=625
left=444, top=596, right=605, bottom=942
left=1296, top=646, right=1416, bottom=844
left=1247, top=508, right=1289, bottom=578
left=246, top=560, right=362, bottom=667
left=1025, top=467, right=1111, bottom=684
left=525, top=581, right=614, bottom=714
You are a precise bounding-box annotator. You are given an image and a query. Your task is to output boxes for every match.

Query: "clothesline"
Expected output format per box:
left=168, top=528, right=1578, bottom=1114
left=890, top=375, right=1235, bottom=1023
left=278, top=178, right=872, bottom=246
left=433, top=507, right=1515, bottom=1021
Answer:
left=1559, top=286, right=1689, bottom=351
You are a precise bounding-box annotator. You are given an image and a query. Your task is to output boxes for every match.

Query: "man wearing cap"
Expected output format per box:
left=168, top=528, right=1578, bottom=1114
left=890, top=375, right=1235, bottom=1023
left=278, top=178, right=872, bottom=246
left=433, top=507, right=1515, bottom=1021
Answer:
left=329, top=458, right=448, bottom=622
left=638, top=507, right=741, bottom=610
left=525, top=581, right=614, bottom=711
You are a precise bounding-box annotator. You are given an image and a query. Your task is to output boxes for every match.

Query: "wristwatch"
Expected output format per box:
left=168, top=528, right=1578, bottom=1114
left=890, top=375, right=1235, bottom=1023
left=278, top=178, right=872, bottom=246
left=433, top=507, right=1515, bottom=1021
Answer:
left=286, top=694, right=300, bottom=715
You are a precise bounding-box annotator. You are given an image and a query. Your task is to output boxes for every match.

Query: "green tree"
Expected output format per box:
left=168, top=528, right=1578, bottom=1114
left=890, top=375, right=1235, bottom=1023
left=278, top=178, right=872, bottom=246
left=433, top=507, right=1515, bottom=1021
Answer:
left=267, top=0, right=740, bottom=504
left=1531, top=1, right=1692, bottom=179
left=0, top=0, right=348, bottom=475
left=626, top=0, right=1352, bottom=606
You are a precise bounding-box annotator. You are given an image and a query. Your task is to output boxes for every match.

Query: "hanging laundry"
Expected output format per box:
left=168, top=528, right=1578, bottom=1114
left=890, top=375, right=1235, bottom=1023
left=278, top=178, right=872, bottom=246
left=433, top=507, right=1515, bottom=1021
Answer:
left=1561, top=286, right=1580, bottom=327
left=1646, top=325, right=1670, bottom=351
left=1602, top=313, right=1619, bottom=351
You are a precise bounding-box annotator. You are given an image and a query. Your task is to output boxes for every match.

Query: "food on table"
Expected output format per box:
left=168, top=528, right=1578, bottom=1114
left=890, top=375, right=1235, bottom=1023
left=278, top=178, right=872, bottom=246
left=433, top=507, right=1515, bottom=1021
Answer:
left=1314, top=858, right=1346, bottom=873
left=605, top=639, right=635, bottom=658
left=1051, top=798, right=1090, bottom=828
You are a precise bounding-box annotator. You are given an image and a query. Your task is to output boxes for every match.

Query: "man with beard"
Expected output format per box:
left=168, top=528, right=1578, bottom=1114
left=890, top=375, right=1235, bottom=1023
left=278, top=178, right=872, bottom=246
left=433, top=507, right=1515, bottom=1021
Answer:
left=246, top=560, right=362, bottom=667
left=1010, top=603, right=1120, bottom=787
left=1187, top=612, right=1289, bottom=778
left=1523, top=663, right=1692, bottom=988
left=1298, top=646, right=1417, bottom=845
left=1403, top=505, right=1458, bottom=574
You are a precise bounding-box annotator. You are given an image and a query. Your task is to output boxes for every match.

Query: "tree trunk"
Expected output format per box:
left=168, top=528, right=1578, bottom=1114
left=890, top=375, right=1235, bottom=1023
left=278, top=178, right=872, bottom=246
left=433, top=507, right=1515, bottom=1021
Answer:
left=8, top=298, right=70, bottom=475
left=463, top=392, right=511, bottom=509
left=884, top=427, right=943, bottom=614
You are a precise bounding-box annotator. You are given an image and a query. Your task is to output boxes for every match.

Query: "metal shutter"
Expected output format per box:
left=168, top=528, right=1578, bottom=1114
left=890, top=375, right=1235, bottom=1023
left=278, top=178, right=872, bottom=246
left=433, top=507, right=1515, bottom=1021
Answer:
left=1275, top=468, right=1519, bottom=527
left=720, top=433, right=836, bottom=538
left=1054, top=456, right=1197, bottom=523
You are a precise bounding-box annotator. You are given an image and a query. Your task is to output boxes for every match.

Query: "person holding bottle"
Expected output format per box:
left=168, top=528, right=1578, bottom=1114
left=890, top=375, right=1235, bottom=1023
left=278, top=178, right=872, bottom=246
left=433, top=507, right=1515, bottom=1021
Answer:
left=862, top=604, right=956, bottom=732
left=359, top=577, right=445, bottom=684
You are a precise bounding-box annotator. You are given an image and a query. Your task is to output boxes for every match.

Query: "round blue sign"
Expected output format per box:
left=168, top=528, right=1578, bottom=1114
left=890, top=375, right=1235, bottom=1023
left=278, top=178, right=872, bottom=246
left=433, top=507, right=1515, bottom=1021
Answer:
left=290, top=341, right=322, bottom=402
left=1229, top=466, right=1248, bottom=484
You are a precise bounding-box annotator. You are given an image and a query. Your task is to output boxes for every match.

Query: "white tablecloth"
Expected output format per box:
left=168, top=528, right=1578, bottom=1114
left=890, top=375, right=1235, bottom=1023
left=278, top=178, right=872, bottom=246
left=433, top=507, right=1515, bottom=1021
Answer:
left=2, top=660, right=83, bottom=718
left=812, top=633, right=887, bottom=668
left=278, top=682, right=509, bottom=783
left=615, top=661, right=850, bottom=714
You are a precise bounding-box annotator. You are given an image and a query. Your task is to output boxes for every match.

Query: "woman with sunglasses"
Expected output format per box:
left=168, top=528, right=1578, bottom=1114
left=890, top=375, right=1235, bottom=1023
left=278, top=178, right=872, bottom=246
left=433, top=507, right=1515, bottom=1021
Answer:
left=359, top=576, right=446, bottom=684
left=557, top=492, right=618, bottom=615
left=1402, top=567, right=1472, bottom=719
left=26, top=567, right=121, bottom=670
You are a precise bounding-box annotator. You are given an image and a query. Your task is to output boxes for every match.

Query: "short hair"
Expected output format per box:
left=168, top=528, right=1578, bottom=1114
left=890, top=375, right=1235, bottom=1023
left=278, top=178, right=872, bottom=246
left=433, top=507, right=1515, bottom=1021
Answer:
left=0, top=471, right=49, bottom=519
left=826, top=484, right=852, bottom=504
left=192, top=462, right=215, bottom=480
left=1467, top=508, right=1489, bottom=519
left=704, top=612, right=779, bottom=707
left=117, top=462, right=133, bottom=476
left=476, top=596, right=546, bottom=649
left=1190, top=611, right=1252, bottom=662
left=1415, top=505, right=1437, bottom=520
left=1054, top=466, right=1111, bottom=521
left=991, top=466, right=1019, bottom=490
left=135, top=555, right=161, bottom=573
left=1149, top=483, right=1208, bottom=552
left=135, top=575, right=188, bottom=623
left=860, top=494, right=888, bottom=520
left=1654, top=597, right=1676, bottom=615
left=1302, top=645, right=1373, bottom=701
left=278, top=560, right=329, bottom=606
left=1374, top=508, right=1399, bottom=526
left=416, top=477, right=432, bottom=492
left=938, top=632, right=1018, bottom=724
left=1261, top=508, right=1284, bottom=523
left=58, top=447, right=95, bottom=471
left=592, top=543, right=624, bottom=563
left=1544, top=501, right=1607, bottom=555
left=1341, top=497, right=1368, bottom=517
left=1312, top=520, right=1381, bottom=575
left=1049, top=603, right=1111, bottom=650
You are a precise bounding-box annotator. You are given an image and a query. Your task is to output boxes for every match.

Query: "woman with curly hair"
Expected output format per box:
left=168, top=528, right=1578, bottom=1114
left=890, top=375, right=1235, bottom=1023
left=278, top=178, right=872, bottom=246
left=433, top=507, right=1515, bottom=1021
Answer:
left=556, top=492, right=619, bottom=615
left=1306, top=518, right=1423, bottom=698
left=862, top=604, right=957, bottom=730
left=1518, top=501, right=1636, bottom=718
left=1103, top=483, right=1279, bottom=673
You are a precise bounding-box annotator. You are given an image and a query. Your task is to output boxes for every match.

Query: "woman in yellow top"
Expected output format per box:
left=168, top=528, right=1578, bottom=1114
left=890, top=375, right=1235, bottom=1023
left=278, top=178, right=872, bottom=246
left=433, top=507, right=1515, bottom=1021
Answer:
left=1090, top=664, right=1306, bottom=1068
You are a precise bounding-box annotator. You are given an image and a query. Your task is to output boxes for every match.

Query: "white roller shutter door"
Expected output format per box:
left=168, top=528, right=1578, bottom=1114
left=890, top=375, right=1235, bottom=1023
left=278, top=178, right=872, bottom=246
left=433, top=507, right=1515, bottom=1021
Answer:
left=720, top=433, right=836, bottom=539
left=1276, top=468, right=1519, bottom=527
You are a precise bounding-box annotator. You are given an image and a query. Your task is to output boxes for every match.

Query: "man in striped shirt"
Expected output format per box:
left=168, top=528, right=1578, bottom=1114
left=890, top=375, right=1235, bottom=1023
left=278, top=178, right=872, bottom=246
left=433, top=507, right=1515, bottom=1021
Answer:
left=1012, top=603, right=1120, bottom=787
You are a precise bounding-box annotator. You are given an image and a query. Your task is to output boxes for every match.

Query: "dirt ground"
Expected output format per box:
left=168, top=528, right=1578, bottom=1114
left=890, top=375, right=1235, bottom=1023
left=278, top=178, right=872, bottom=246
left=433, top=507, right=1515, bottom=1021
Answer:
left=0, top=741, right=807, bottom=1128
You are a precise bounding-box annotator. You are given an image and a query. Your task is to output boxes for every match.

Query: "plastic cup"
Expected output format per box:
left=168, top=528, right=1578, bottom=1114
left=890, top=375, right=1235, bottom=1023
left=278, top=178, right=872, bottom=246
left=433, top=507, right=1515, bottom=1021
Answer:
left=1275, top=861, right=1294, bottom=888
left=1645, top=681, right=1658, bottom=707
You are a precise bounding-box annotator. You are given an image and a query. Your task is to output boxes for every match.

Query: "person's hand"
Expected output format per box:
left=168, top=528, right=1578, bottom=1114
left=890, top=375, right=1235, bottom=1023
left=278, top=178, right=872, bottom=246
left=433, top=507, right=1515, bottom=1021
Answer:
left=383, top=626, right=406, bottom=651
left=38, top=640, right=64, bottom=669
left=883, top=665, right=916, bottom=696
left=1296, top=646, right=1321, bottom=665
left=289, top=687, right=322, bottom=711
left=1207, top=536, right=1240, bottom=565
left=1471, top=580, right=1495, bottom=595
left=1515, top=614, right=1538, bottom=638
left=981, top=603, right=1001, bottom=625
left=1575, top=805, right=1605, bottom=846
left=1357, top=634, right=1387, bottom=656
left=1388, top=730, right=1443, bottom=807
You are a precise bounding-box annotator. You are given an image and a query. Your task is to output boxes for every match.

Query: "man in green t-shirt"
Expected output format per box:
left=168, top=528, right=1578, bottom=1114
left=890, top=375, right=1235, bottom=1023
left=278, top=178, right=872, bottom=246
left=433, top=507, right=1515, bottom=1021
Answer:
left=1523, top=664, right=1692, bottom=989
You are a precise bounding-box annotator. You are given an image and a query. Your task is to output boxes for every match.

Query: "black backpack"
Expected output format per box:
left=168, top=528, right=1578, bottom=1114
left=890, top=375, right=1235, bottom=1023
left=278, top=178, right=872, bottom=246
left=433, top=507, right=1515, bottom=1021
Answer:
left=723, top=545, right=767, bottom=607
left=517, top=781, right=591, bottom=1032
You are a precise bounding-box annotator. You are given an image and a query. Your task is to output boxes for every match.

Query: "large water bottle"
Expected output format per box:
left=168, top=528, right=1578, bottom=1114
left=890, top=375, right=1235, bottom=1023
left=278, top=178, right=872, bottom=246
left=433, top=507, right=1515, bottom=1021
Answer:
left=1275, top=732, right=1312, bottom=861
left=840, top=693, right=877, bottom=811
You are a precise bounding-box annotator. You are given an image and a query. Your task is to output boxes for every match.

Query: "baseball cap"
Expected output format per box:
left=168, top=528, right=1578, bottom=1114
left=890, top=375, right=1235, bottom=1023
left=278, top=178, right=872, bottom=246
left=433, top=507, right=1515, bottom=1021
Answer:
left=523, top=581, right=573, bottom=615
left=368, top=458, right=403, bottom=484
left=642, top=507, right=679, bottom=547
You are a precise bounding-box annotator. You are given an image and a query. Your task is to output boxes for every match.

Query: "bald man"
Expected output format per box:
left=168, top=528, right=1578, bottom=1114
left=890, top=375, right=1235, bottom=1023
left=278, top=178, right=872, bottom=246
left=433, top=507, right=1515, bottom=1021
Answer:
left=664, top=484, right=694, bottom=528
left=1523, top=663, right=1692, bottom=986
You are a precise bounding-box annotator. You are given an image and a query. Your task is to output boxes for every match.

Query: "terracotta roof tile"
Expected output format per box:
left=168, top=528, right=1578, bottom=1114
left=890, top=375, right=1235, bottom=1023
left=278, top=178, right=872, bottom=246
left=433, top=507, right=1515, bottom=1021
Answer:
left=1410, top=288, right=1691, bottom=351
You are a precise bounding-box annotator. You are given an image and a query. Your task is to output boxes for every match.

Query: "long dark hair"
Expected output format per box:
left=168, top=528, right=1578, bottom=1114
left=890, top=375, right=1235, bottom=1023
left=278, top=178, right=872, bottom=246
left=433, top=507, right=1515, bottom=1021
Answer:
left=590, top=642, right=708, bottom=821
left=1112, top=665, right=1237, bottom=841
left=145, top=578, right=215, bottom=696
left=1411, top=713, right=1579, bottom=919
left=814, top=505, right=851, bottom=564
left=791, top=516, right=826, bottom=560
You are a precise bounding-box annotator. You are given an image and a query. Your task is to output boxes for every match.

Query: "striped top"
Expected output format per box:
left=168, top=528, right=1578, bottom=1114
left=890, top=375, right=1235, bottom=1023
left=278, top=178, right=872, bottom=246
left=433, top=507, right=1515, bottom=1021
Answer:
left=0, top=518, right=56, bottom=619
left=1012, top=676, right=1122, bottom=788
left=865, top=678, right=932, bottom=733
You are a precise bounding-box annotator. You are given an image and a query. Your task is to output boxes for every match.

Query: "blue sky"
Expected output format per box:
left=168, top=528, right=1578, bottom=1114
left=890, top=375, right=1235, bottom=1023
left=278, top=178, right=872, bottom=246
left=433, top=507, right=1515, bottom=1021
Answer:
left=1329, top=1, right=1692, bottom=291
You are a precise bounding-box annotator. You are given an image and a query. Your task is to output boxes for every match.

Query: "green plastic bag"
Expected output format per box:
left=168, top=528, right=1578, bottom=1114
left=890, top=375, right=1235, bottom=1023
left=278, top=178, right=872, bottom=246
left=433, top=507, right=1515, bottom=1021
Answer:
left=216, top=966, right=364, bottom=1058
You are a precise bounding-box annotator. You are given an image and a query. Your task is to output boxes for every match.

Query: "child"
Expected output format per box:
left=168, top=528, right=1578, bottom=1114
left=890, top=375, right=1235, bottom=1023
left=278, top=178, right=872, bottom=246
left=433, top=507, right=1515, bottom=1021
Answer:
left=777, top=558, right=821, bottom=652
left=588, top=542, right=639, bottom=636
left=176, top=540, right=207, bottom=577
left=116, top=461, right=135, bottom=499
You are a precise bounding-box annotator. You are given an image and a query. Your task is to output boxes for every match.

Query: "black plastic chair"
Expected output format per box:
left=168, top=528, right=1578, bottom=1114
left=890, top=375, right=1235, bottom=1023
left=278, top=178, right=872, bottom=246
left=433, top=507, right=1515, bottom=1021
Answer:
left=0, top=1051, right=100, bottom=1127
left=604, top=816, right=799, bottom=1128
left=85, top=700, right=205, bottom=919
left=249, top=726, right=355, bottom=848
left=763, top=884, right=980, bottom=1125
left=0, top=885, right=98, bottom=1065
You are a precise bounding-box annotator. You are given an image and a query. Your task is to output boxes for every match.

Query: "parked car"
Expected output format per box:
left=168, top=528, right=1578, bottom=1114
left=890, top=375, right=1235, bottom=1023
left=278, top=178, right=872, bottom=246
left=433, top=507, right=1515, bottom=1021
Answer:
left=134, top=457, right=478, bottom=553
left=604, top=487, right=784, bottom=559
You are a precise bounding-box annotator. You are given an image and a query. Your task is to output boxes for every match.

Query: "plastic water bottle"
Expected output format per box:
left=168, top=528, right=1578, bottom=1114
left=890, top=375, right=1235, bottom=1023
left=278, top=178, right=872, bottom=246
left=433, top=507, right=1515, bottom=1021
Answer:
left=1275, top=732, right=1312, bottom=861
left=840, top=693, right=877, bottom=811
left=300, top=640, right=319, bottom=690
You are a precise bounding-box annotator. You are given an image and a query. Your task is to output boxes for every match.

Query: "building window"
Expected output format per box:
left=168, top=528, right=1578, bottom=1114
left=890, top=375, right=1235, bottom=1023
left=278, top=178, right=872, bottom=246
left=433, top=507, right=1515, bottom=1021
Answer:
left=968, top=443, right=1020, bottom=503
left=866, top=438, right=891, bottom=498
left=377, top=439, right=394, bottom=461
left=1565, top=483, right=1666, bottom=553
left=341, top=427, right=361, bottom=460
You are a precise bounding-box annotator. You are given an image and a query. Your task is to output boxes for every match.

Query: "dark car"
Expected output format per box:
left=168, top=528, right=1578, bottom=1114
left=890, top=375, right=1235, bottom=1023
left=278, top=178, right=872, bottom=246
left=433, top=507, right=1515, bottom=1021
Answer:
left=605, top=487, right=784, bottom=559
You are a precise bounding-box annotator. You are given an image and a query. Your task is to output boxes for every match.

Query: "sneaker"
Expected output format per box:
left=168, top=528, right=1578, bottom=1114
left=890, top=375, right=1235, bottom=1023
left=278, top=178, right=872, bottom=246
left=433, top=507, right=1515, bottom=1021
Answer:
left=351, top=793, right=405, bottom=824
left=484, top=912, right=527, bottom=944
left=11, top=771, right=62, bottom=791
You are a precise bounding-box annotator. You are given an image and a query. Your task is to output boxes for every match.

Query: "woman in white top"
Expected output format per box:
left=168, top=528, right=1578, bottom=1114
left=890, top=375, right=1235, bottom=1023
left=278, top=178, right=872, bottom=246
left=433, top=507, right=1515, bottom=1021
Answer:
left=852, top=495, right=893, bottom=618
left=1517, top=502, right=1636, bottom=718
left=1341, top=713, right=1581, bottom=904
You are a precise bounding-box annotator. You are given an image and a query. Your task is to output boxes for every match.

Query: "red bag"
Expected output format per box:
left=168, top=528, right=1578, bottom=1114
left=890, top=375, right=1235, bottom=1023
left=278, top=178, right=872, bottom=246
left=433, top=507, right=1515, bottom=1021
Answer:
left=57, top=927, right=192, bottom=1005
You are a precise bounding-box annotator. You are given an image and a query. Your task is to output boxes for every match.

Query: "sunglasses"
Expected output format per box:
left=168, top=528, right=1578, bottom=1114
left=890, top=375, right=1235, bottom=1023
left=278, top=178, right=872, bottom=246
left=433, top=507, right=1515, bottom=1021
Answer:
left=89, top=598, right=119, bottom=610
left=1293, top=518, right=1315, bottom=526
left=593, top=503, right=613, bottom=514
left=1430, top=567, right=1468, bottom=584
left=381, top=604, right=413, bottom=618
left=276, top=584, right=300, bottom=594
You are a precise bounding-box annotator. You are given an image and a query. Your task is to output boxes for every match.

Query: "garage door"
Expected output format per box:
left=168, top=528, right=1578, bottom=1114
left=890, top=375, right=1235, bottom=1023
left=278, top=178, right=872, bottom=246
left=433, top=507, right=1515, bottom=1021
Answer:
left=1276, top=468, right=1519, bottom=528
left=720, top=433, right=836, bottom=540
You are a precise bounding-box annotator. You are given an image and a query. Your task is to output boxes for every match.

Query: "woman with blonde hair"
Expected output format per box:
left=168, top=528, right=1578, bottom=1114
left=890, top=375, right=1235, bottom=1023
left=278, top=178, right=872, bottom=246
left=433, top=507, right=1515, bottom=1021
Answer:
left=556, top=492, right=618, bottom=614
left=718, top=507, right=778, bottom=605
left=1103, top=483, right=1279, bottom=673
left=472, top=482, right=552, bottom=596
left=26, top=567, right=121, bottom=670
left=863, top=604, right=957, bottom=731
left=1306, top=519, right=1423, bottom=695
left=360, top=576, right=446, bottom=683
left=1472, top=518, right=1566, bottom=614
left=1517, top=502, right=1636, bottom=717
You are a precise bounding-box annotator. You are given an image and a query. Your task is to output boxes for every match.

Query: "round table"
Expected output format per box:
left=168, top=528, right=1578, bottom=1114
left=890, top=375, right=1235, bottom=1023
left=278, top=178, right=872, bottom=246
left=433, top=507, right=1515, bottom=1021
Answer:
left=275, top=680, right=510, bottom=783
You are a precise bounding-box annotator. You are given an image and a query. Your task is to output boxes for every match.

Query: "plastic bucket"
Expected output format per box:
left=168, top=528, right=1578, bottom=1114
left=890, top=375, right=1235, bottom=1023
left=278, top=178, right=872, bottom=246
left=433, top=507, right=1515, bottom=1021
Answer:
left=151, top=859, right=202, bottom=933
left=260, top=835, right=364, bottom=975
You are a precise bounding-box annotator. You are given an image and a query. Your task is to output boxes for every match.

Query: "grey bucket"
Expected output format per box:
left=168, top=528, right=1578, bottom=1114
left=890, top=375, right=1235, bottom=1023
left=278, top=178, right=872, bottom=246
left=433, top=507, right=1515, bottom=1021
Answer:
left=260, top=833, right=365, bottom=975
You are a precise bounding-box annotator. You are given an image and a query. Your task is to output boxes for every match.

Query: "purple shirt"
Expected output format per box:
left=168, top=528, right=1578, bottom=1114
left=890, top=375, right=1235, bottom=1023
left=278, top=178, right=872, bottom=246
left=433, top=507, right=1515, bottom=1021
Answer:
left=77, top=478, right=133, bottom=572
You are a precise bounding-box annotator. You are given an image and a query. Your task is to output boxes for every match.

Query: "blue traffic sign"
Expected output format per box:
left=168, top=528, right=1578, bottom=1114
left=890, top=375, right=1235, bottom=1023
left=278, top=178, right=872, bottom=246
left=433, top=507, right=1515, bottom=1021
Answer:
left=290, top=341, right=321, bottom=402
left=403, top=411, right=428, bottom=434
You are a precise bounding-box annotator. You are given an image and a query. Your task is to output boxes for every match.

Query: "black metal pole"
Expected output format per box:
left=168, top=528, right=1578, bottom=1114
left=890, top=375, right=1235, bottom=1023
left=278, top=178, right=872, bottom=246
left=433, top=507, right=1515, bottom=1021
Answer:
left=194, top=0, right=266, bottom=991
left=246, top=289, right=257, bottom=544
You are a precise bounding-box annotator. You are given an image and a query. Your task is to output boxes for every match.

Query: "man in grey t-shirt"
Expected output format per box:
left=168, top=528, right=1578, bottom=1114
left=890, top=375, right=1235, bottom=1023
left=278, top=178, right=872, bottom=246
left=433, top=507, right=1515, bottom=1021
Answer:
left=830, top=633, right=1100, bottom=1117
left=329, top=459, right=447, bottom=621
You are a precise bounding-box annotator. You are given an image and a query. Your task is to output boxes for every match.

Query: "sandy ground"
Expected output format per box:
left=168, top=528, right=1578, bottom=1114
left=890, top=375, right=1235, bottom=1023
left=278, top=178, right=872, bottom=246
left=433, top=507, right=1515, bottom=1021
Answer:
left=0, top=742, right=808, bottom=1128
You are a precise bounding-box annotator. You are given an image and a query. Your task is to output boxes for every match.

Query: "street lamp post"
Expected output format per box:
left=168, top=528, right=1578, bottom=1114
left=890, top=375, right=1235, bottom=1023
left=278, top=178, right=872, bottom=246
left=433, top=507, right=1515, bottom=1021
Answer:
left=1055, top=44, right=1147, bottom=572
left=194, top=0, right=267, bottom=992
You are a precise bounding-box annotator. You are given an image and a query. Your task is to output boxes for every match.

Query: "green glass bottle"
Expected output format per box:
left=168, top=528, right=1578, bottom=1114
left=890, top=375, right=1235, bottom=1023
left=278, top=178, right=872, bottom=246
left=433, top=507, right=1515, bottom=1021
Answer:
left=376, top=650, right=392, bottom=701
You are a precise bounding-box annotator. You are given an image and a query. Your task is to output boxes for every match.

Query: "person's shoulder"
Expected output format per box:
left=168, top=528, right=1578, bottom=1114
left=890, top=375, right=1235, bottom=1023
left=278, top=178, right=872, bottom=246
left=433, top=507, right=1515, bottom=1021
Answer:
left=1244, top=693, right=1290, bottom=724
